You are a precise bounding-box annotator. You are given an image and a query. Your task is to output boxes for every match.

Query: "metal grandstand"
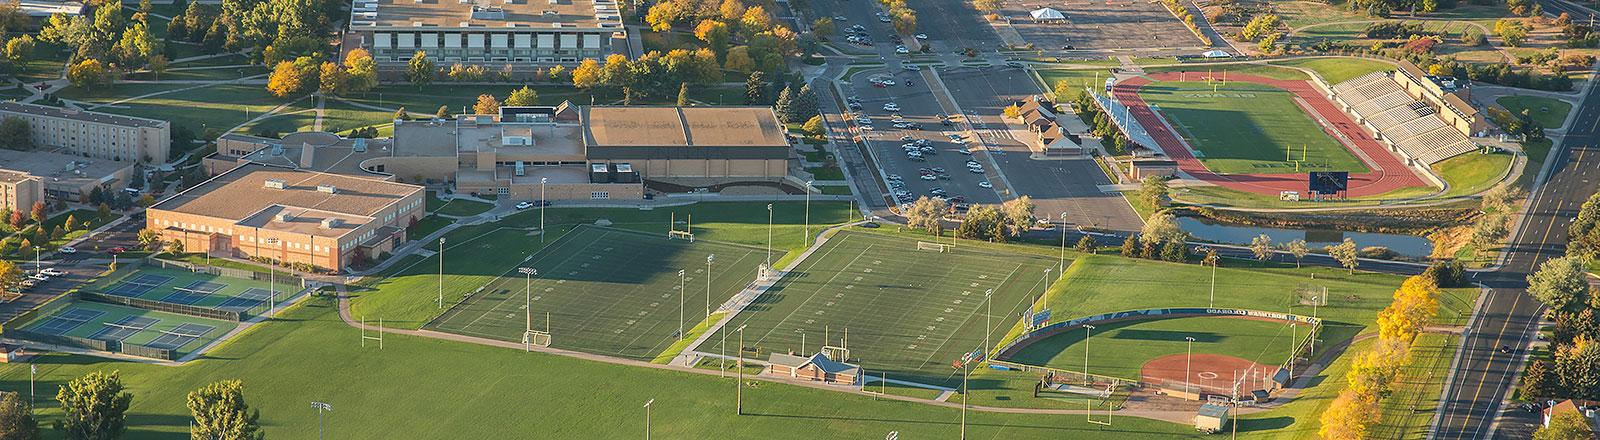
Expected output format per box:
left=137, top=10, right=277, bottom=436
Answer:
left=1332, top=72, right=1479, bottom=165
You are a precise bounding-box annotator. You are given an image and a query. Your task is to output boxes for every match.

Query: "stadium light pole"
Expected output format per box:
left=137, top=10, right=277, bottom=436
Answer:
left=438, top=237, right=445, bottom=309
left=678, top=269, right=686, bottom=338
left=1195, top=246, right=1216, bottom=308
left=765, top=204, right=773, bottom=268
left=1058, top=212, right=1067, bottom=273
left=311, top=401, right=332, bottom=440
left=1084, top=324, right=1096, bottom=386
left=960, top=359, right=969, bottom=440
left=804, top=180, right=813, bottom=248
left=1185, top=336, right=1196, bottom=397
left=736, top=324, right=748, bottom=416
left=520, top=267, right=537, bottom=352
left=643, top=398, right=654, bottom=440
left=539, top=177, right=547, bottom=242
left=705, top=254, right=714, bottom=320
left=795, top=328, right=805, bottom=354
left=983, top=289, right=994, bottom=356
left=28, top=364, right=34, bottom=410
left=32, top=246, right=40, bottom=273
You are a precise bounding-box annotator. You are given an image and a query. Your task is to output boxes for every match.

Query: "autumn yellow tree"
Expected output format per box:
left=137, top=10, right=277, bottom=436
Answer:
left=1318, top=390, right=1378, bottom=440
left=473, top=94, right=500, bottom=115
left=1345, top=338, right=1410, bottom=399
left=1377, top=275, right=1440, bottom=343
left=571, top=58, right=602, bottom=90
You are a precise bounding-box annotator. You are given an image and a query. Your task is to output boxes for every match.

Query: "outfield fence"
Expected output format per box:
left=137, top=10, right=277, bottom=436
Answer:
left=76, top=291, right=248, bottom=322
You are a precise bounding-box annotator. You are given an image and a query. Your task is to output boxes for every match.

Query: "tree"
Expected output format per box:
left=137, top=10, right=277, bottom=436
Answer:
left=1137, top=176, right=1168, bottom=208
left=394, top=107, right=409, bottom=121
left=1536, top=411, right=1596, bottom=440
left=1139, top=211, right=1185, bottom=245
left=166, top=238, right=185, bottom=254
left=29, top=202, right=43, bottom=225
left=57, top=371, right=133, bottom=440
left=598, top=53, right=632, bottom=90
left=571, top=58, right=602, bottom=90
left=905, top=196, right=948, bottom=236
left=266, top=58, right=315, bottom=98
left=724, top=46, right=756, bottom=73
left=145, top=54, right=168, bottom=80
left=67, top=59, right=109, bottom=89
left=1555, top=337, right=1600, bottom=400
left=435, top=106, right=450, bottom=119
left=1529, top=256, right=1588, bottom=312
left=1317, top=390, right=1377, bottom=440
left=0, top=391, right=38, bottom=440
left=1521, top=359, right=1559, bottom=401
left=676, top=83, right=691, bottom=106
left=1249, top=234, right=1272, bottom=262
left=644, top=1, right=686, bottom=32
left=1120, top=234, right=1138, bottom=257
left=956, top=204, right=1007, bottom=242
left=137, top=228, right=162, bottom=251
left=719, top=0, right=746, bottom=22
left=1346, top=338, right=1407, bottom=399
left=343, top=48, right=377, bottom=94
left=405, top=51, right=435, bottom=87
left=505, top=86, right=539, bottom=106
left=0, top=118, right=33, bottom=151
left=7, top=211, right=21, bottom=230
left=473, top=94, right=500, bottom=115
left=187, top=380, right=263, bottom=440
left=811, top=17, right=836, bottom=37
left=745, top=71, right=767, bottom=104
left=773, top=85, right=794, bottom=122
left=96, top=202, right=110, bottom=220
left=1000, top=195, right=1035, bottom=238
left=1240, top=13, right=1281, bottom=42
left=1327, top=238, right=1359, bottom=273
left=1286, top=239, right=1309, bottom=268
left=0, top=260, right=18, bottom=296
left=974, top=0, right=1000, bottom=12
left=801, top=115, right=825, bottom=135
left=791, top=84, right=818, bottom=121
left=741, top=6, right=773, bottom=35
left=63, top=214, right=78, bottom=232
left=694, top=20, right=730, bottom=56
left=1495, top=19, right=1530, bottom=46
left=1075, top=235, right=1096, bottom=253
left=317, top=61, right=345, bottom=96
left=4, top=35, right=35, bottom=64
left=114, top=22, right=158, bottom=68
left=1377, top=276, right=1440, bottom=343
left=1160, top=239, right=1185, bottom=262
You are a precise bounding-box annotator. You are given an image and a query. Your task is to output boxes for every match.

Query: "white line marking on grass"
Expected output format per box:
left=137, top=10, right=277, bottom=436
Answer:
left=744, top=242, right=869, bottom=348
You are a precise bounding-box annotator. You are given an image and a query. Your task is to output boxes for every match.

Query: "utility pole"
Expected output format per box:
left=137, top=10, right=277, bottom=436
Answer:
left=765, top=204, right=773, bottom=268
left=804, top=181, right=813, bottom=248
left=311, top=402, right=332, bottom=440
left=706, top=254, right=714, bottom=320
left=960, top=359, right=969, bottom=440
left=1185, top=336, right=1196, bottom=397
left=984, top=289, right=993, bottom=356
left=1084, top=325, right=1096, bottom=385
left=437, top=237, right=445, bottom=309
left=540, top=177, right=547, bottom=242
left=1057, top=212, right=1067, bottom=273
left=643, top=398, right=654, bottom=440
left=736, top=324, right=748, bottom=415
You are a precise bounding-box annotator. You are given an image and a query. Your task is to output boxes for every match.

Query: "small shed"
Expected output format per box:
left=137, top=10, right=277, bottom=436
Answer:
left=1128, top=158, right=1179, bottom=180
left=1030, top=7, right=1067, bottom=22
left=766, top=352, right=861, bottom=385
left=1194, top=403, right=1230, bottom=434
left=0, top=344, right=30, bottom=363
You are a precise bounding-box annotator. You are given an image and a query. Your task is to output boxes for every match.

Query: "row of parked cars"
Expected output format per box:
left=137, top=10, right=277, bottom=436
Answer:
left=20, top=267, right=66, bottom=291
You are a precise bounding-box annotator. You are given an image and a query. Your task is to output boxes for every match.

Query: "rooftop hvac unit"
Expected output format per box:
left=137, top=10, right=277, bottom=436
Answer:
left=317, top=184, right=338, bottom=194
left=275, top=212, right=293, bottom=222
left=264, top=179, right=286, bottom=189
left=321, top=218, right=343, bottom=228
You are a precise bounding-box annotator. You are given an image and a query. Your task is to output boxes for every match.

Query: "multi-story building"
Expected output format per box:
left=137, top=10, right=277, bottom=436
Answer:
left=0, top=102, right=170, bottom=165
left=147, top=163, right=426, bottom=272
left=349, top=0, right=624, bottom=64
left=0, top=149, right=134, bottom=211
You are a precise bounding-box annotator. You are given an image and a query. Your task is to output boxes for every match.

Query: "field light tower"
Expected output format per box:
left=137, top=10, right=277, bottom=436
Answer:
left=983, top=289, right=994, bottom=357
left=519, top=267, right=537, bottom=352
left=311, top=401, right=332, bottom=440
left=1058, top=212, right=1068, bottom=273
left=765, top=204, right=773, bottom=268
left=437, top=237, right=446, bottom=309
left=705, top=254, right=714, bottom=320
left=1084, top=324, right=1096, bottom=385
left=677, top=269, right=686, bottom=338
left=804, top=180, right=814, bottom=248
left=1185, top=336, right=1196, bottom=397
left=643, top=398, right=654, bottom=440
left=539, top=177, right=548, bottom=242
left=736, top=324, right=748, bottom=415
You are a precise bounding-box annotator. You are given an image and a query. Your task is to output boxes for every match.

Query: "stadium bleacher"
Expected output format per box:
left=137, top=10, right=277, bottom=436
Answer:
left=1332, top=71, right=1477, bottom=165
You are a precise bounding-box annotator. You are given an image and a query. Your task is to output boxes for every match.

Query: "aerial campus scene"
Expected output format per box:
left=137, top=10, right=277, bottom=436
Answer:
left=0, top=0, right=1599, bottom=437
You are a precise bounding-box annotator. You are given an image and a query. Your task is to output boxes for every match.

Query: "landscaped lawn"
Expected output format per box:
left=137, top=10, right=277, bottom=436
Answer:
left=1006, top=315, right=1298, bottom=381
left=81, top=84, right=297, bottom=138
left=426, top=192, right=494, bottom=217
left=1373, top=333, right=1460, bottom=439
left=1146, top=63, right=1311, bottom=81
left=340, top=85, right=585, bottom=116
left=1496, top=95, right=1572, bottom=128
left=1433, top=150, right=1513, bottom=198
left=1136, top=81, right=1367, bottom=174
left=1270, top=57, right=1395, bottom=84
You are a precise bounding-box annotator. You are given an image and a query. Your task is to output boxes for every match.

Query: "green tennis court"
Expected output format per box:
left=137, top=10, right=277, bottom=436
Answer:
left=17, top=301, right=232, bottom=357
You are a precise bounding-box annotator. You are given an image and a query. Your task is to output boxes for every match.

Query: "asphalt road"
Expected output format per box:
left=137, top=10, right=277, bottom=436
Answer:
left=1430, top=67, right=1600, bottom=438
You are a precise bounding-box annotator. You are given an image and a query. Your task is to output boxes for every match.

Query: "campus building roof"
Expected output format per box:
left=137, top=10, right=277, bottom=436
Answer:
left=151, top=163, right=423, bottom=222
left=580, top=106, right=791, bottom=160
left=351, top=0, right=622, bottom=31
left=0, top=101, right=168, bottom=129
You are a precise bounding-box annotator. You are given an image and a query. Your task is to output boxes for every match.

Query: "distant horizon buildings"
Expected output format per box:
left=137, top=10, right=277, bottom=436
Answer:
left=347, top=0, right=625, bottom=65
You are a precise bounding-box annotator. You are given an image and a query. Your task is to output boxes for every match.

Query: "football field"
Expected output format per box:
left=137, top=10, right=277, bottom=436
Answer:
left=1138, top=81, right=1368, bottom=175
left=707, top=230, right=1060, bottom=388
left=427, top=225, right=767, bottom=360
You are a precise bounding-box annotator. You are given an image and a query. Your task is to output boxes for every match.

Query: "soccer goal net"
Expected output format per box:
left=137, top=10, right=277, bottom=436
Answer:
left=916, top=241, right=952, bottom=253
left=524, top=330, right=552, bottom=348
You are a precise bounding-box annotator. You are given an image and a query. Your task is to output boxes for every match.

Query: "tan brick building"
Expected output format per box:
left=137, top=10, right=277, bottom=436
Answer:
left=147, top=163, right=425, bottom=272
left=0, top=102, right=170, bottom=164
left=0, top=149, right=134, bottom=211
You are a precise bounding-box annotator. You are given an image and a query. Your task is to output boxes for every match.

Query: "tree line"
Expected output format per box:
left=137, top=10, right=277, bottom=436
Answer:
left=0, top=371, right=265, bottom=440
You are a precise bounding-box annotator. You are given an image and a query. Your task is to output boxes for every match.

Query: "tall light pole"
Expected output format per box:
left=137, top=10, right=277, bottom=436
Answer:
left=28, top=364, right=34, bottom=409
left=539, top=177, right=547, bottom=242
left=960, top=358, right=969, bottom=440
left=437, top=237, right=446, bottom=309
left=677, top=269, right=686, bottom=338
left=1185, top=336, right=1196, bottom=397
left=643, top=398, right=654, bottom=440
left=1196, top=246, right=1216, bottom=308
left=32, top=246, right=40, bottom=273
left=983, top=289, right=994, bottom=356
left=736, top=324, right=748, bottom=415
left=1058, top=212, right=1067, bottom=273
left=1310, top=295, right=1319, bottom=357
left=765, top=204, right=773, bottom=268
left=1084, top=324, right=1096, bottom=385
left=1037, top=267, right=1053, bottom=315
left=311, top=401, right=332, bottom=440
left=519, top=267, right=536, bottom=352
left=795, top=328, right=806, bottom=354
left=705, top=254, right=714, bottom=320
left=804, top=180, right=813, bottom=248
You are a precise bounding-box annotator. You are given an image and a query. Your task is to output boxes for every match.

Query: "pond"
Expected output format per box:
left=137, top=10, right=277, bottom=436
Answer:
left=1177, top=217, right=1434, bottom=258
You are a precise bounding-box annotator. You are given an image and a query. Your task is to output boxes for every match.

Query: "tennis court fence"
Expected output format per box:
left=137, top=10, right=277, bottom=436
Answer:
left=5, top=327, right=176, bottom=360
left=76, top=291, right=252, bottom=322
left=152, top=258, right=304, bottom=288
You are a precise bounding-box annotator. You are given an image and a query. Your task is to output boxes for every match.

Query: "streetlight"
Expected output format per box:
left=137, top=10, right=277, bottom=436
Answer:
left=519, top=267, right=537, bottom=352
left=438, top=237, right=446, bottom=309
left=1084, top=324, right=1096, bottom=385
left=311, top=401, right=332, bottom=440
left=1195, top=246, right=1216, bottom=308
left=765, top=204, right=773, bottom=268
left=32, top=246, right=40, bottom=273
left=28, top=364, right=34, bottom=410
left=705, top=254, right=714, bottom=320
left=677, top=269, right=686, bottom=338
left=539, top=177, right=547, bottom=242
left=795, top=328, right=806, bottom=354
left=804, top=181, right=813, bottom=248
left=736, top=324, right=748, bottom=415
left=1185, top=336, right=1196, bottom=397
left=643, top=398, right=654, bottom=440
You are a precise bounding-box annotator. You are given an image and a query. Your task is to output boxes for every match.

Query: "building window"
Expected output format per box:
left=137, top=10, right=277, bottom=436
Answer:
left=591, top=191, right=609, bottom=200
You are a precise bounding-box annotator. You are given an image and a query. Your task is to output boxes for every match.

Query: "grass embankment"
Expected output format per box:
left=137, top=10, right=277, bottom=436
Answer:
left=1496, top=95, right=1572, bottom=129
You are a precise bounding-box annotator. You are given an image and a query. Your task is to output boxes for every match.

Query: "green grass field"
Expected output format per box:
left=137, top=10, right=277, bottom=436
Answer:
left=1269, top=57, right=1395, bottom=84
left=709, top=229, right=1060, bottom=388
left=427, top=226, right=767, bottom=360
left=1373, top=333, right=1459, bottom=439
left=1005, top=316, right=1300, bottom=382
left=426, top=192, right=494, bottom=217
left=17, top=301, right=232, bottom=356
left=1433, top=151, right=1514, bottom=198
left=1496, top=95, right=1573, bottom=128
left=83, top=266, right=287, bottom=316
left=1137, top=81, right=1368, bottom=175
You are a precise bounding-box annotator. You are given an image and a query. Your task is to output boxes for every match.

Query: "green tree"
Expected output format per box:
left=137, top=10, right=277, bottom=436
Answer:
left=342, top=48, right=378, bottom=95
left=905, top=196, right=948, bottom=236
left=0, top=391, right=38, bottom=440
left=773, top=84, right=794, bottom=122
left=676, top=82, right=690, bottom=106
left=186, top=380, right=263, bottom=440
left=1139, top=211, right=1186, bottom=245
left=1327, top=238, right=1360, bottom=273
left=1119, top=233, right=1138, bottom=257
left=1000, top=195, right=1036, bottom=238
left=1495, top=19, right=1530, bottom=46
left=745, top=71, right=767, bottom=104
left=146, top=54, right=168, bottom=80
left=1286, top=239, right=1309, bottom=268
left=801, top=115, right=825, bottom=135
left=1536, top=411, right=1596, bottom=440
left=405, top=51, right=435, bottom=87
left=96, top=202, right=110, bottom=220
left=1528, top=256, right=1589, bottom=312
left=505, top=86, right=539, bottom=106
left=0, top=118, right=32, bottom=151
left=1075, top=234, right=1096, bottom=253
left=57, top=371, right=133, bottom=440
left=136, top=228, right=162, bottom=250
left=791, top=84, right=818, bottom=122
left=1160, top=239, right=1185, bottom=262
left=66, top=59, right=109, bottom=89
left=1240, top=13, right=1281, bottom=42
left=114, top=22, right=159, bottom=67
left=1249, top=234, right=1273, bottom=261
left=1556, top=337, right=1600, bottom=400
left=1520, top=359, right=1559, bottom=401
left=1137, top=175, right=1168, bottom=208
left=166, top=238, right=185, bottom=254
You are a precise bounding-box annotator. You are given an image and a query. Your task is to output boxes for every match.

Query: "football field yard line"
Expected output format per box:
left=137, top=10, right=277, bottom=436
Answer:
left=912, top=263, right=1025, bottom=371
left=438, top=227, right=597, bottom=334
left=620, top=248, right=761, bottom=357
left=748, top=242, right=871, bottom=349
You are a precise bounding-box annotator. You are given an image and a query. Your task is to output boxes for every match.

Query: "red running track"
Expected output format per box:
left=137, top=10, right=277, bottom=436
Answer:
left=1111, top=72, right=1427, bottom=197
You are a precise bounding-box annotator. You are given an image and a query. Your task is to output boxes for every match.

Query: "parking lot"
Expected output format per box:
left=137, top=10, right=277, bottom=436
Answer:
left=842, top=68, right=1004, bottom=209
left=1001, top=0, right=1201, bottom=51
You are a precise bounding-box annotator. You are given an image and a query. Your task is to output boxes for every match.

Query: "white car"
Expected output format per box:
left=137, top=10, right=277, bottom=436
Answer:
left=915, top=33, right=928, bottom=40
left=515, top=201, right=534, bottom=210
left=834, top=15, right=847, bottom=20
left=883, top=103, right=900, bottom=111
left=895, top=46, right=910, bottom=54
left=40, top=268, right=64, bottom=277
left=57, top=246, right=76, bottom=254
left=978, top=181, right=993, bottom=188
left=919, top=174, right=937, bottom=181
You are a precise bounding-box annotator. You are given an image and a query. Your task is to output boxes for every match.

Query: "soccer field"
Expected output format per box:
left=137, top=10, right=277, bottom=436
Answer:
left=1002, top=316, right=1300, bottom=382
left=427, top=225, right=767, bottom=360
left=708, top=230, right=1060, bottom=388
left=1138, top=81, right=1369, bottom=175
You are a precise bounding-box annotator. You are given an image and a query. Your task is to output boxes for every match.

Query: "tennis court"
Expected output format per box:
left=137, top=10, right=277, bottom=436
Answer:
left=86, top=266, right=287, bottom=316
left=427, top=225, right=768, bottom=360
left=16, top=301, right=233, bottom=357
left=706, top=229, right=1061, bottom=388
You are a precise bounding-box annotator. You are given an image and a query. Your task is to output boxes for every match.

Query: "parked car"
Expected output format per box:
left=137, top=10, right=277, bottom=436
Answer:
left=108, top=247, right=127, bottom=254
left=57, top=246, right=76, bottom=254
left=40, top=268, right=64, bottom=277
left=978, top=181, right=993, bottom=188
left=516, top=201, right=534, bottom=210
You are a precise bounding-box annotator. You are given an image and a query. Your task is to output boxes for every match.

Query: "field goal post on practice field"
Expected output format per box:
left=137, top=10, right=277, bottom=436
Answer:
left=1085, top=382, right=1115, bottom=426
left=524, top=330, right=551, bottom=348
left=916, top=241, right=952, bottom=253
left=668, top=212, right=694, bottom=242
left=822, top=344, right=850, bottom=362
left=361, top=316, right=384, bottom=349
left=1294, top=283, right=1329, bottom=307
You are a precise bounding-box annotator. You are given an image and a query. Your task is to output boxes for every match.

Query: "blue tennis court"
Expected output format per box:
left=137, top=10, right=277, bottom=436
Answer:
left=32, top=308, right=105, bottom=335
left=89, top=316, right=159, bottom=342
left=147, top=323, right=216, bottom=350
left=106, top=274, right=176, bottom=297
left=160, top=280, right=227, bottom=305
left=216, top=288, right=275, bottom=313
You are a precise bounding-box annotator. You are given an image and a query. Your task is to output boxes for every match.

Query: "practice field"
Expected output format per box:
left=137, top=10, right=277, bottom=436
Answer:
left=708, top=230, right=1060, bottom=388
left=1002, top=316, right=1300, bottom=387
left=83, top=266, right=288, bottom=317
left=17, top=301, right=232, bottom=356
left=1137, top=81, right=1369, bottom=175
left=427, top=225, right=768, bottom=360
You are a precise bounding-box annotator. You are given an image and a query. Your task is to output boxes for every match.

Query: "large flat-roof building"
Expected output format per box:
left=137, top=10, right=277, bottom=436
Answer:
left=349, top=0, right=624, bottom=64
left=0, top=149, right=134, bottom=211
left=147, top=163, right=426, bottom=272
left=0, top=102, right=170, bottom=165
